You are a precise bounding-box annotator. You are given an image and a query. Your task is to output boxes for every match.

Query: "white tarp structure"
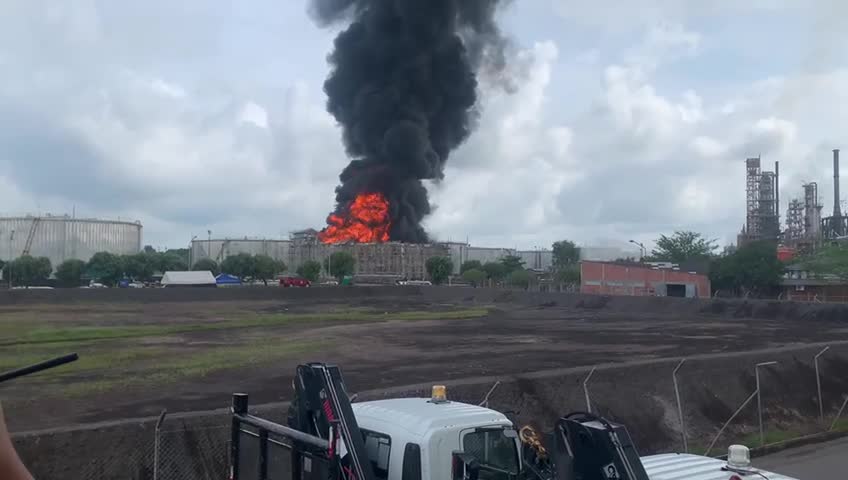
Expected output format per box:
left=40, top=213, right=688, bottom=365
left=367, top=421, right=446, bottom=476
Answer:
left=161, top=271, right=216, bottom=287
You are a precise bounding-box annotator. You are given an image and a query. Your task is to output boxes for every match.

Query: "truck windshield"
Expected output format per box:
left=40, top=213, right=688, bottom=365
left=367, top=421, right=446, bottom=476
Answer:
left=462, top=428, right=519, bottom=479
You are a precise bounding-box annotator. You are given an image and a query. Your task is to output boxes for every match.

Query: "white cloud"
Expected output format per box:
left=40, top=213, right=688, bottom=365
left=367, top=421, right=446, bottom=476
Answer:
left=427, top=41, right=582, bottom=241
left=2, top=1, right=848, bottom=251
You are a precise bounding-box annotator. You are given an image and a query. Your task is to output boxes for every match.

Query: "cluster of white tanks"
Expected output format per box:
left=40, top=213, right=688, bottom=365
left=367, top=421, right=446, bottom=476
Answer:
left=0, top=215, right=143, bottom=270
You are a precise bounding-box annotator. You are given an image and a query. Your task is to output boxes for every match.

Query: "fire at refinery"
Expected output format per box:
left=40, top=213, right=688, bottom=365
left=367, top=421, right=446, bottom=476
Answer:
left=318, top=193, right=391, bottom=244
left=310, top=0, right=511, bottom=244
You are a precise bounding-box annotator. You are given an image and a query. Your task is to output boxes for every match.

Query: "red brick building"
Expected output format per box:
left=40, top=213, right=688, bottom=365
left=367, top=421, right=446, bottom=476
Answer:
left=580, top=261, right=711, bottom=298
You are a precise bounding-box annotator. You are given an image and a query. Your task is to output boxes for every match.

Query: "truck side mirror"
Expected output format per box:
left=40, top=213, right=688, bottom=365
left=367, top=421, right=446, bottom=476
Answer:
left=451, top=452, right=480, bottom=480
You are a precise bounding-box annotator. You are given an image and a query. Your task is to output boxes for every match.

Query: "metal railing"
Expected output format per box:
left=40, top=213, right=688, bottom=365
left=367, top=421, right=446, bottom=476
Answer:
left=576, top=346, right=848, bottom=458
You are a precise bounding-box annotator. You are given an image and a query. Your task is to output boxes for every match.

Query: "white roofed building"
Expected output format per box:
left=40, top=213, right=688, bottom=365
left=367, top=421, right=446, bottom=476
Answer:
left=160, top=271, right=216, bottom=287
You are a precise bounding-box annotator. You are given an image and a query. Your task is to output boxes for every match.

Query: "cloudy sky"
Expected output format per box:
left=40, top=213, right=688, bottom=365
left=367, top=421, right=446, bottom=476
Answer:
left=2, top=1, right=847, bottom=251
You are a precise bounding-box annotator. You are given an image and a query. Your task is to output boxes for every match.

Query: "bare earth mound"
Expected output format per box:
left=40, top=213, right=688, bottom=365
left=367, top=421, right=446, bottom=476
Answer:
left=4, top=287, right=848, bottom=432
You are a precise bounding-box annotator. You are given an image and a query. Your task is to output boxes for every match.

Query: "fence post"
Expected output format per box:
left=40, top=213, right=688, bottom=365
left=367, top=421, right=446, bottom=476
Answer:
left=153, top=409, right=167, bottom=480
left=815, top=346, right=830, bottom=426
left=756, top=361, right=779, bottom=446
left=704, top=389, right=758, bottom=457
left=830, top=395, right=848, bottom=431
left=672, top=359, right=688, bottom=453
left=231, top=393, right=249, bottom=480
left=478, top=380, right=501, bottom=408
left=583, top=367, right=596, bottom=413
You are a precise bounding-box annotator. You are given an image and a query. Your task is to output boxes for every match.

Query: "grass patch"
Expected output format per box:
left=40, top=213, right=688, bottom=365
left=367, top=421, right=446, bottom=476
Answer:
left=61, top=339, right=326, bottom=396
left=1, top=308, right=489, bottom=346
left=831, top=417, right=848, bottom=432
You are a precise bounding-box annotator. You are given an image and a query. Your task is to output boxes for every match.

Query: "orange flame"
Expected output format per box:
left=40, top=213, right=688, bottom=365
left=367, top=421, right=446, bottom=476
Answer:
left=319, top=192, right=391, bottom=244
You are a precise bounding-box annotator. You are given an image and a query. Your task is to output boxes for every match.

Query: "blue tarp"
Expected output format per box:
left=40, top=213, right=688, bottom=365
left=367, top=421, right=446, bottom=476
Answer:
left=215, top=274, right=241, bottom=285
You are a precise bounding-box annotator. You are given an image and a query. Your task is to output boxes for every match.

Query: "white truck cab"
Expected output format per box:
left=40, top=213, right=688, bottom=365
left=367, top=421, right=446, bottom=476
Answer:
left=229, top=366, right=802, bottom=480
left=352, top=394, right=520, bottom=480
left=351, top=388, right=800, bottom=480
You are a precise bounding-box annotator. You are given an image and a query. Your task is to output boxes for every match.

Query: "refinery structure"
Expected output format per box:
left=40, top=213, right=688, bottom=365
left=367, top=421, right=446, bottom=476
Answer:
left=0, top=215, right=143, bottom=268
left=739, top=148, right=848, bottom=251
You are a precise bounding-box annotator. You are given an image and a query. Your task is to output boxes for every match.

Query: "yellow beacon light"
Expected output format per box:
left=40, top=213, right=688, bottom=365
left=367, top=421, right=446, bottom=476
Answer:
left=431, top=385, right=447, bottom=403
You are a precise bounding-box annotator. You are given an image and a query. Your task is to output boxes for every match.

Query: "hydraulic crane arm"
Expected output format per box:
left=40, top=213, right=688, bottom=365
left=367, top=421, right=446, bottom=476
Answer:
left=230, top=363, right=376, bottom=480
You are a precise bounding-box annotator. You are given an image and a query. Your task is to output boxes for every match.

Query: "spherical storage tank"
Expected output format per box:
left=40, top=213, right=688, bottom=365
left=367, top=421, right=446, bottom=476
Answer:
left=0, top=215, right=143, bottom=269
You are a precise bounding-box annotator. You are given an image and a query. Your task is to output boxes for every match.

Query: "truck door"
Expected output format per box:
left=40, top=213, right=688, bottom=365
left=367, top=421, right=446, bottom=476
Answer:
left=459, top=428, right=520, bottom=480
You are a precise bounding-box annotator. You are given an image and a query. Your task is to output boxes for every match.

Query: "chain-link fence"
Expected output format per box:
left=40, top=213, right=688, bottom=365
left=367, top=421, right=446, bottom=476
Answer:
left=23, top=343, right=848, bottom=479
left=75, top=433, right=156, bottom=480
left=154, top=418, right=230, bottom=480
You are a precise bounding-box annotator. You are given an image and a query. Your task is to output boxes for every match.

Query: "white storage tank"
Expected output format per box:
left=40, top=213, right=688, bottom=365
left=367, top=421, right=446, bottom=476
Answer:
left=0, top=215, right=143, bottom=269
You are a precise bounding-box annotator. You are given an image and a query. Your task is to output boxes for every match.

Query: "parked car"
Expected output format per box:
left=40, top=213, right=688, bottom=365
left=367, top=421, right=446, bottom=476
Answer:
left=279, top=276, right=310, bottom=288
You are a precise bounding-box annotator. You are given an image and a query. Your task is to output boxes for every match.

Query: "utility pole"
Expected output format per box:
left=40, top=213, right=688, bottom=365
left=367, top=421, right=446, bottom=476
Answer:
left=207, top=230, right=212, bottom=261
left=8, top=230, right=14, bottom=289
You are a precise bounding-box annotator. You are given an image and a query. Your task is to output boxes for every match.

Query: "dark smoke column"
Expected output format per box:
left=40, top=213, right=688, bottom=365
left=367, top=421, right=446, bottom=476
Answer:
left=310, top=0, right=509, bottom=243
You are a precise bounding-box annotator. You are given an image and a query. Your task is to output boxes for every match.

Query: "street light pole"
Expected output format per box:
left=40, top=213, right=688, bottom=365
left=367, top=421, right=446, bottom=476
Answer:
left=207, top=230, right=212, bottom=261
left=628, top=240, right=646, bottom=261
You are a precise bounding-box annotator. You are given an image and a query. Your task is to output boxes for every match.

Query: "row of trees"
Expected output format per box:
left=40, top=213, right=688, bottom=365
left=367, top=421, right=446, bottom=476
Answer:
left=454, top=255, right=533, bottom=287
left=0, top=247, right=191, bottom=287
left=291, top=252, right=357, bottom=283
left=194, top=251, right=359, bottom=285
left=0, top=248, right=362, bottom=288
left=191, top=254, right=285, bottom=285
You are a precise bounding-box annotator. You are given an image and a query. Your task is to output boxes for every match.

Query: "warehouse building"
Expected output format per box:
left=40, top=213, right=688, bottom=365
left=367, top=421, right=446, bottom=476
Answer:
left=580, top=261, right=711, bottom=298
left=287, top=230, right=447, bottom=280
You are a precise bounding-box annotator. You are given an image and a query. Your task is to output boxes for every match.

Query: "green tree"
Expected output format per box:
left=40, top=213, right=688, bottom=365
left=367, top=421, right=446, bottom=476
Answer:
left=461, top=268, right=486, bottom=287
left=651, top=231, right=718, bottom=263
left=9, top=256, right=52, bottom=286
left=555, top=265, right=580, bottom=285
left=425, top=256, right=454, bottom=285
left=460, top=260, right=483, bottom=274
left=500, top=255, right=525, bottom=273
left=143, top=245, right=156, bottom=254
left=803, top=243, right=848, bottom=281
left=157, top=251, right=188, bottom=272
left=324, top=251, right=356, bottom=281
left=297, top=260, right=322, bottom=282
left=55, top=259, right=86, bottom=287
left=86, top=252, right=123, bottom=286
left=165, top=247, right=189, bottom=265
left=221, top=253, right=257, bottom=280
left=507, top=269, right=531, bottom=288
left=192, top=258, right=220, bottom=276
left=122, top=252, right=156, bottom=281
left=482, top=262, right=507, bottom=281
left=710, top=241, right=783, bottom=296
left=254, top=254, right=283, bottom=285
left=552, top=240, right=580, bottom=268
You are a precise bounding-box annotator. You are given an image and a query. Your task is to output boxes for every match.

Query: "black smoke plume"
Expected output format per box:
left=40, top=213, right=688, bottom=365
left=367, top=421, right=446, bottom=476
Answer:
left=310, top=0, right=510, bottom=242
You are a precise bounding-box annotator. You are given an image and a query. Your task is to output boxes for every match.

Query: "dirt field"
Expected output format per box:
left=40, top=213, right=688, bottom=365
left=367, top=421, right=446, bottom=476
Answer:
left=4, top=287, right=848, bottom=432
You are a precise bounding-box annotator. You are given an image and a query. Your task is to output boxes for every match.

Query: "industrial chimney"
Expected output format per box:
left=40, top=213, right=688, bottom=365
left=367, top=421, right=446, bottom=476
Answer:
left=834, top=149, right=841, bottom=218
left=775, top=161, right=779, bottom=223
